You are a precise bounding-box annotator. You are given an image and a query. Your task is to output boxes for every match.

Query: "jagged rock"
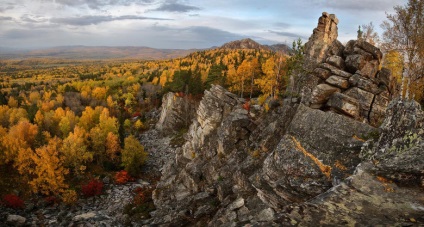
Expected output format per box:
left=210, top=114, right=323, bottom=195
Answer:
left=326, top=75, right=349, bottom=89
left=343, top=40, right=382, bottom=77
left=360, top=60, right=380, bottom=79
left=355, top=40, right=383, bottom=61
left=313, top=67, right=332, bottom=80
left=217, top=108, right=255, bottom=156
left=156, top=92, right=199, bottom=134
left=376, top=67, right=393, bottom=92
left=363, top=99, right=424, bottom=184
left=304, top=12, right=339, bottom=67
left=348, top=73, right=383, bottom=94
left=227, top=197, right=245, bottom=211
left=320, top=63, right=352, bottom=78
left=326, top=55, right=345, bottom=69
left=327, top=92, right=360, bottom=118
left=283, top=162, right=424, bottom=226
left=326, top=40, right=345, bottom=57
left=256, top=208, right=275, bottom=222
left=253, top=105, right=375, bottom=208
left=310, top=83, right=341, bottom=107
left=7, top=215, right=26, bottom=226
left=143, top=14, right=422, bottom=227
left=345, top=54, right=370, bottom=73
left=344, top=87, right=374, bottom=119
left=344, top=40, right=382, bottom=60
left=181, top=85, right=243, bottom=160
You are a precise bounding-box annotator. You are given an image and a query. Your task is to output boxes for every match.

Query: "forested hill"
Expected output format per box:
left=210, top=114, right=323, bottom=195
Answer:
left=220, top=38, right=292, bottom=55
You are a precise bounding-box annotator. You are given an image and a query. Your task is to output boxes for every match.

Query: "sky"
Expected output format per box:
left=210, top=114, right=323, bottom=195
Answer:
left=0, top=0, right=408, bottom=50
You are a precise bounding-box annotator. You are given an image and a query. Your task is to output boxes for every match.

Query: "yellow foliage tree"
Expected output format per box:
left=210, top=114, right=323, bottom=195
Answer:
left=383, top=50, right=404, bottom=95
left=121, top=135, right=147, bottom=176
left=8, top=96, right=18, bottom=108
left=105, top=132, right=121, bottom=162
left=0, top=105, right=10, bottom=127
left=61, top=126, right=92, bottom=175
left=30, top=137, right=69, bottom=195
left=0, top=120, right=38, bottom=166
left=8, top=108, right=28, bottom=126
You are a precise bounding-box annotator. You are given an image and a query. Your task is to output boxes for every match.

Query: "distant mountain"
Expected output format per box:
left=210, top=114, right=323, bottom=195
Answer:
left=0, top=46, right=199, bottom=60
left=220, top=38, right=291, bottom=55
left=220, top=38, right=265, bottom=50
left=265, top=43, right=292, bottom=54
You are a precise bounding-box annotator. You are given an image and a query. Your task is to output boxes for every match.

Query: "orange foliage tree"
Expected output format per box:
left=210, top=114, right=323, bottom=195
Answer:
left=30, top=137, right=69, bottom=195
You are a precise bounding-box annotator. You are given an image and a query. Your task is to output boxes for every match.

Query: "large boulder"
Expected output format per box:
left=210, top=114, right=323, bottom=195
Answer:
left=327, top=92, right=360, bottom=118
left=310, top=83, right=341, bottom=108
left=362, top=99, right=424, bottom=184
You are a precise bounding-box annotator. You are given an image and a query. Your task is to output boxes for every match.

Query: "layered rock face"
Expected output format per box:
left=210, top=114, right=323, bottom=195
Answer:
left=302, top=14, right=392, bottom=127
left=304, top=12, right=339, bottom=67
left=149, top=84, right=380, bottom=225
left=285, top=99, right=424, bottom=226
left=146, top=13, right=424, bottom=226
left=156, top=92, right=199, bottom=134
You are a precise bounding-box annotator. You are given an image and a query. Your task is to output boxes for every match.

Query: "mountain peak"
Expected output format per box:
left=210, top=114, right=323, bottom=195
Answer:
left=220, top=38, right=265, bottom=50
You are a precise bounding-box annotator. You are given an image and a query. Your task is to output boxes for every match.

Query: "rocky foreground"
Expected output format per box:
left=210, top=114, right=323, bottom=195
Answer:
left=2, top=12, right=424, bottom=226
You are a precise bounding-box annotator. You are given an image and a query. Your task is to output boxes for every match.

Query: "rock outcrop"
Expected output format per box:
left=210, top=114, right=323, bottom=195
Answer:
left=156, top=92, right=199, bottom=135
left=306, top=39, right=391, bottom=126
left=283, top=99, right=424, bottom=226
left=149, top=83, right=383, bottom=225
left=299, top=12, right=393, bottom=127
left=304, top=12, right=339, bottom=68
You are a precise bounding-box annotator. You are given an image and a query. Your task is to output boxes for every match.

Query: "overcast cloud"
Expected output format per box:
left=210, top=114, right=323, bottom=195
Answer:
left=0, top=0, right=408, bottom=49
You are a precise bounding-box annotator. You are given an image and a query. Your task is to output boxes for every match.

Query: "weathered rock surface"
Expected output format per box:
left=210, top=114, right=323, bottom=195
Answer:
left=6, top=214, right=26, bottom=226
left=282, top=99, right=424, bottom=226
left=0, top=182, right=154, bottom=226
left=304, top=12, right=339, bottom=67
left=156, top=92, right=199, bottom=135
left=294, top=12, right=393, bottom=127
left=362, top=99, right=424, bottom=185
left=305, top=38, right=391, bottom=126
left=147, top=83, right=388, bottom=226
left=296, top=12, right=339, bottom=105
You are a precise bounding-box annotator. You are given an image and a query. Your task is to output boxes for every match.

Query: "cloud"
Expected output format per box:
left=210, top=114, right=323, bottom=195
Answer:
left=0, top=5, right=15, bottom=13
left=144, top=25, right=246, bottom=48
left=0, top=16, right=13, bottom=21
left=323, top=0, right=404, bottom=11
left=268, top=30, right=306, bottom=39
left=153, top=2, right=200, bottom=12
left=50, top=15, right=171, bottom=26
left=2, top=29, right=42, bottom=39
left=273, top=22, right=291, bottom=29
left=55, top=0, right=155, bottom=9
left=20, top=14, right=48, bottom=23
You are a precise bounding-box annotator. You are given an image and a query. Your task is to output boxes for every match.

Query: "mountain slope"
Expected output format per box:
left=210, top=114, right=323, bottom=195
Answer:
left=220, top=38, right=291, bottom=55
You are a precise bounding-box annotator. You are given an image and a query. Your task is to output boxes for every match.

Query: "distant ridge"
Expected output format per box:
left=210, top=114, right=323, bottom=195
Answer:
left=220, top=38, right=291, bottom=55
left=0, top=46, right=199, bottom=60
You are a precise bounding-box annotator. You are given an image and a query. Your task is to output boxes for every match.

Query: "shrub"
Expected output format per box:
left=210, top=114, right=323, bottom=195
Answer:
left=44, top=195, right=59, bottom=206
left=133, top=187, right=153, bottom=205
left=242, top=101, right=250, bottom=112
left=115, top=170, right=134, bottom=185
left=81, top=179, right=103, bottom=197
left=2, top=194, right=24, bottom=209
left=62, top=189, right=78, bottom=205
left=121, top=135, right=148, bottom=176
